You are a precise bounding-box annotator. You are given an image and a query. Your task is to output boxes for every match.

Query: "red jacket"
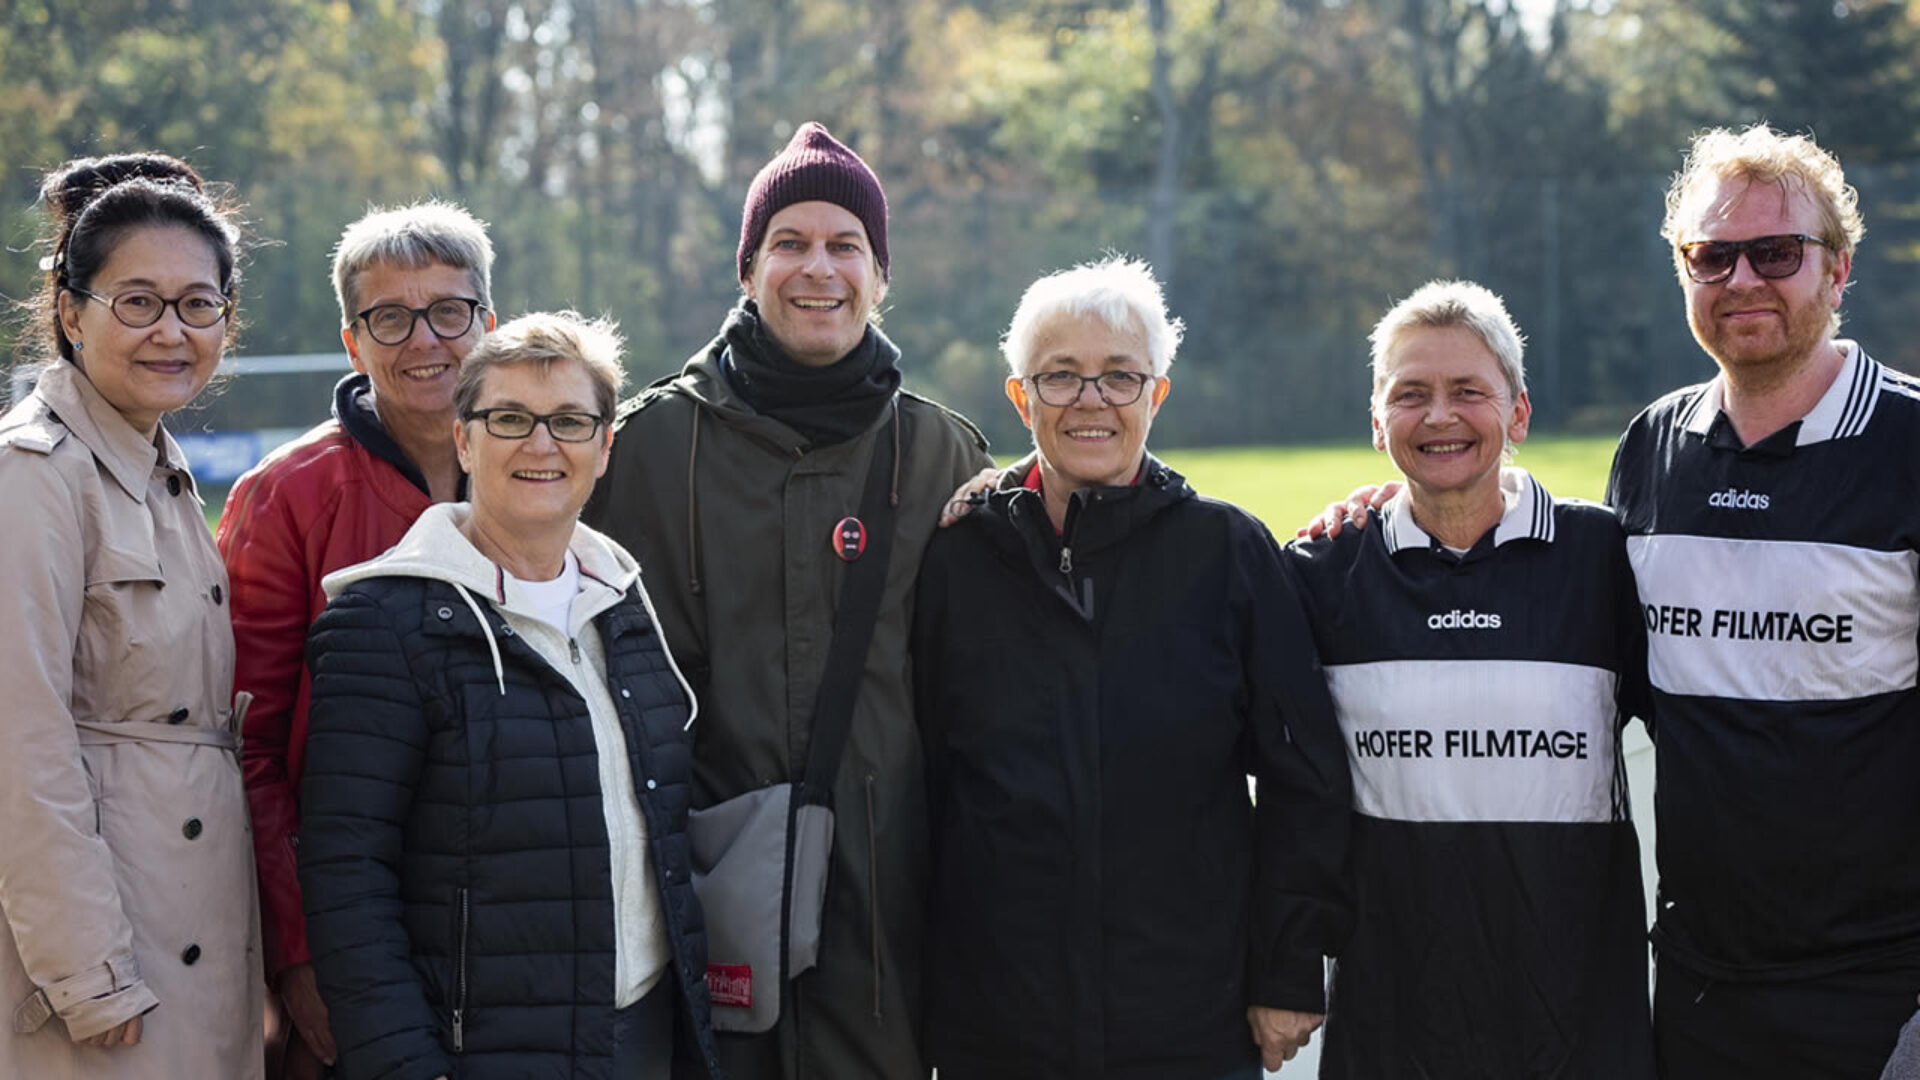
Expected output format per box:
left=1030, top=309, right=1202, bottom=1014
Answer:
left=216, top=374, right=442, bottom=977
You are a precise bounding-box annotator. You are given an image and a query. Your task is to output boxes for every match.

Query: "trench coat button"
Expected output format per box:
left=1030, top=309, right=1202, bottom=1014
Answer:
left=646, top=779, right=657, bottom=791
left=166, top=475, right=181, bottom=496
left=620, top=688, right=631, bottom=699
left=183, top=818, right=203, bottom=840
left=211, top=584, right=224, bottom=605
left=181, top=944, right=200, bottom=965
left=437, top=606, right=454, bottom=620
left=167, top=707, right=190, bottom=724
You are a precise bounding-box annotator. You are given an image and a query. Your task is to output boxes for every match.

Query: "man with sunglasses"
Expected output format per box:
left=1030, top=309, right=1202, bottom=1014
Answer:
left=1607, top=125, right=1920, bottom=1079
left=216, top=202, right=496, bottom=1080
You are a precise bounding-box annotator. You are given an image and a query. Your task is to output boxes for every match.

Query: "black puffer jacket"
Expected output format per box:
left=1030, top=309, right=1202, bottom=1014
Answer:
left=912, top=456, right=1354, bottom=1080
left=298, top=517, right=721, bottom=1080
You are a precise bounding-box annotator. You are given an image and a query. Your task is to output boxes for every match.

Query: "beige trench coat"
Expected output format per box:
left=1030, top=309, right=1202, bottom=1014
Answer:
left=0, top=361, right=263, bottom=1078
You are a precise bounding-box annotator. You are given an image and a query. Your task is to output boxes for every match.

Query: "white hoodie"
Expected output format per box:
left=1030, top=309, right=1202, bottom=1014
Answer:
left=323, top=502, right=694, bottom=1008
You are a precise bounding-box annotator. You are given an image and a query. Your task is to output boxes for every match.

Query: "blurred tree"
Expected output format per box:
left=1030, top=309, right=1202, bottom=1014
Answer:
left=1695, top=0, right=1920, bottom=161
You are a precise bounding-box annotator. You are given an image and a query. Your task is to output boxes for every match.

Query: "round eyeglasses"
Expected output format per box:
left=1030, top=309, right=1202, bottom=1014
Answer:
left=463, top=408, right=606, bottom=442
left=355, top=297, right=487, bottom=346
left=1026, top=370, right=1158, bottom=407
left=71, top=287, right=232, bottom=330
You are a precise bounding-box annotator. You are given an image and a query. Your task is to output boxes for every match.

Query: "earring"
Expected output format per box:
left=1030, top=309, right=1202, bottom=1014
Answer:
left=71, top=341, right=83, bottom=352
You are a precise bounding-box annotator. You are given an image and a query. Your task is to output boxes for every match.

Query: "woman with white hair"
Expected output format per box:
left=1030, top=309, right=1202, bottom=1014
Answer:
left=912, top=256, right=1353, bottom=1079
left=1287, top=280, right=1654, bottom=1078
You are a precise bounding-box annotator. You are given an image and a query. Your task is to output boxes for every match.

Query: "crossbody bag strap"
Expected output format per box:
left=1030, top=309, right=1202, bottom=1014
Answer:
left=799, top=397, right=904, bottom=807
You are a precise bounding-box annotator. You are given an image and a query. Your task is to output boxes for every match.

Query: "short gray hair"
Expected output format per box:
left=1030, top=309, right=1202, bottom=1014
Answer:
left=454, top=310, right=626, bottom=422
left=332, top=200, right=495, bottom=326
left=1001, top=255, right=1184, bottom=377
left=1369, top=280, right=1526, bottom=404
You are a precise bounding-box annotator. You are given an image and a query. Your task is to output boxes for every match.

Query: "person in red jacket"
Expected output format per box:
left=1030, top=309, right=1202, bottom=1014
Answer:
left=215, top=201, right=496, bottom=1080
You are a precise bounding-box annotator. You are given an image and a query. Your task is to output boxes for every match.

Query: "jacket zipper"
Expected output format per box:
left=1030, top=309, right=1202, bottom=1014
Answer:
left=569, top=637, right=581, bottom=664
left=453, top=887, right=470, bottom=1052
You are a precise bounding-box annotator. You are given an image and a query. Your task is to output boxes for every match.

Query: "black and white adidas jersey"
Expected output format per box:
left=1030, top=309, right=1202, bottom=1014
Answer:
left=1288, top=468, right=1654, bottom=1079
left=1608, top=342, right=1920, bottom=982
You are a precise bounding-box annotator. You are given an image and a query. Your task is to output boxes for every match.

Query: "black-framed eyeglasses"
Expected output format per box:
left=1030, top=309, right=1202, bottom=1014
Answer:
left=71, top=287, right=232, bottom=330
left=354, top=297, right=487, bottom=346
left=1026, top=370, right=1157, bottom=407
left=463, top=408, right=606, bottom=442
left=1678, top=233, right=1829, bottom=285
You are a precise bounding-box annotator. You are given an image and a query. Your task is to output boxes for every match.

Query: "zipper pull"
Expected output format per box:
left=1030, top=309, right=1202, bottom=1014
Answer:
left=1059, top=545, right=1073, bottom=575
left=569, top=638, right=581, bottom=664
left=452, top=1009, right=464, bottom=1052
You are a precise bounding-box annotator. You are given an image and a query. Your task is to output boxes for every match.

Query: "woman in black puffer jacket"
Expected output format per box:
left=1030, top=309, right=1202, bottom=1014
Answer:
left=297, top=312, right=721, bottom=1080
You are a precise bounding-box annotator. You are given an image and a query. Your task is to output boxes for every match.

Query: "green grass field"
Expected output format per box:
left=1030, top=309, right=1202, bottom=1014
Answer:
left=1130, top=434, right=1621, bottom=536
left=206, top=434, right=1623, bottom=535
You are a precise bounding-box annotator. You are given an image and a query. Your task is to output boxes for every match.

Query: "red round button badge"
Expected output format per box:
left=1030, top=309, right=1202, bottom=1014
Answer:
left=833, top=516, right=867, bottom=562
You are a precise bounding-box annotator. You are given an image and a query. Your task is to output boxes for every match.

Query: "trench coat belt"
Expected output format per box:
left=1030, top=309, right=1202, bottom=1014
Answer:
left=13, top=955, right=141, bottom=1034
left=73, top=719, right=238, bottom=752
left=72, top=692, right=250, bottom=753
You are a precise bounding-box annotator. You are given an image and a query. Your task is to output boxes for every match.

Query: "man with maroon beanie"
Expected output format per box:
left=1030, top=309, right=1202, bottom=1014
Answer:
left=585, top=122, right=990, bottom=1079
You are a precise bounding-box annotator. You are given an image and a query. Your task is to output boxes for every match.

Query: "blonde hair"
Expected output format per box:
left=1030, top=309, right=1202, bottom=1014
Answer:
left=454, top=310, right=626, bottom=421
left=1368, top=279, right=1526, bottom=405
left=1661, top=125, right=1864, bottom=256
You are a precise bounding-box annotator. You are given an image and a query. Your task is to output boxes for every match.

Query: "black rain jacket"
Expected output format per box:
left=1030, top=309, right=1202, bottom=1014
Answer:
left=912, top=455, right=1354, bottom=1080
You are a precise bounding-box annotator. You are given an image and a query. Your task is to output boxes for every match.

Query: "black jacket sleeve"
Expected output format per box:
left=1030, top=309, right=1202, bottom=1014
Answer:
left=299, top=587, right=453, bottom=1080
left=1240, top=523, right=1355, bottom=1013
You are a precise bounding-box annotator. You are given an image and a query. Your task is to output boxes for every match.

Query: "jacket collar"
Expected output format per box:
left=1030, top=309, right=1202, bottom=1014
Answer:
left=323, top=502, right=639, bottom=628
left=34, top=360, right=187, bottom=503
left=1679, top=340, right=1881, bottom=448
left=331, top=371, right=458, bottom=498
left=986, top=450, right=1194, bottom=555
left=1380, top=465, right=1556, bottom=556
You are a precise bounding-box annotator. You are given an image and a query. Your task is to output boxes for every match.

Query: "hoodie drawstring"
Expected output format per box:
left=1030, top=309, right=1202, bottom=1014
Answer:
left=888, top=396, right=901, bottom=509
left=454, top=583, right=508, bottom=696
left=686, top=409, right=704, bottom=597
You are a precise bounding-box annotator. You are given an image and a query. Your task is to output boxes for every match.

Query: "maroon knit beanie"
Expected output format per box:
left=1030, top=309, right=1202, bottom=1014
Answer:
left=737, top=122, right=890, bottom=282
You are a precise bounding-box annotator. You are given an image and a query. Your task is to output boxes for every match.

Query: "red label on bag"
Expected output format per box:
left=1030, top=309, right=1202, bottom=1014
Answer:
left=708, top=963, right=753, bottom=1008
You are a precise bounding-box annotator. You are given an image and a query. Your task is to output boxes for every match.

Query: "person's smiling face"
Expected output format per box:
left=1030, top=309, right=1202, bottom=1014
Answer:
left=742, top=201, right=885, bottom=367
left=343, top=259, right=492, bottom=427
left=1676, top=176, right=1849, bottom=379
left=1372, top=324, right=1529, bottom=501
left=1007, top=312, right=1169, bottom=498
left=455, top=357, right=612, bottom=537
left=57, top=224, right=228, bottom=437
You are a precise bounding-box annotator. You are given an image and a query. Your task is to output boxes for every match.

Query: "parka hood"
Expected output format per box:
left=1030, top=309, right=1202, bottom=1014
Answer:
left=321, top=503, right=694, bottom=719
left=323, top=501, right=638, bottom=603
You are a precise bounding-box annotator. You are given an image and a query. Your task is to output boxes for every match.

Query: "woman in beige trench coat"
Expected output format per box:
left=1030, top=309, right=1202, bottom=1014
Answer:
left=0, top=153, right=263, bottom=1078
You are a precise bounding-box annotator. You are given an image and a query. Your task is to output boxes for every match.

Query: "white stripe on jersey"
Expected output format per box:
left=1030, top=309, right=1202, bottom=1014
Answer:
left=1628, top=534, right=1920, bottom=701
left=1325, top=659, right=1618, bottom=824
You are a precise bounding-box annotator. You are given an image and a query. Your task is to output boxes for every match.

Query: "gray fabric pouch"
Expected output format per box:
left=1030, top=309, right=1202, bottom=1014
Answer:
left=688, top=784, right=833, bottom=1033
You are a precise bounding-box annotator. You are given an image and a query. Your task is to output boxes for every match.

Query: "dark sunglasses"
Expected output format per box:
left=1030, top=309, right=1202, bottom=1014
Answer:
left=1678, top=233, right=1829, bottom=285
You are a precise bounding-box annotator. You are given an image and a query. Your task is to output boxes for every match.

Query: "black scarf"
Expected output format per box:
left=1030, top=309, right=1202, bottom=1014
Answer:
left=720, top=300, right=901, bottom=447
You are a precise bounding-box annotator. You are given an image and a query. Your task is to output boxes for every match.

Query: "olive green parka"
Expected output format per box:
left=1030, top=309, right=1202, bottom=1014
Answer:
left=584, top=336, right=990, bottom=1080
